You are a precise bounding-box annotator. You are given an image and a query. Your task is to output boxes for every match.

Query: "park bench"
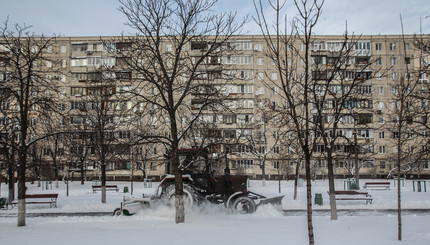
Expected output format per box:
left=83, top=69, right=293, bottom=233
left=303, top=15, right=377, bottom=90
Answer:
left=92, top=185, right=119, bottom=193
left=10, top=193, right=58, bottom=208
left=329, top=190, right=373, bottom=204
left=363, top=182, right=390, bottom=190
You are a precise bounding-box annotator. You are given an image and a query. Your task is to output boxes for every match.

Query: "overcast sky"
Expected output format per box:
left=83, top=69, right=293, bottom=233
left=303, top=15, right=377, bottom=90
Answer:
left=0, top=0, right=429, bottom=37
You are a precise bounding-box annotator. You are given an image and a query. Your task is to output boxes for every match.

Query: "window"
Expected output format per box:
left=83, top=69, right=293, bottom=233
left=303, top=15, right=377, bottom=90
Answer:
left=29, top=118, right=37, bottom=126
left=390, top=57, right=397, bottom=66
left=326, top=42, right=342, bottom=51
left=389, top=43, right=396, bottom=51
left=357, top=85, right=372, bottom=94
left=71, top=58, right=87, bottom=67
left=254, top=43, right=263, bottom=51
left=391, top=72, right=398, bottom=80
left=223, top=115, right=236, bottom=124
left=223, top=55, right=252, bottom=65
left=273, top=161, right=280, bottom=169
left=358, top=114, right=373, bottom=124
left=238, top=85, right=253, bottom=94
left=238, top=99, right=254, bottom=108
left=235, top=41, right=252, bottom=50
left=60, top=45, right=67, bottom=53
left=271, top=72, right=278, bottom=80
left=257, top=72, right=264, bottom=80
left=376, top=58, right=382, bottom=65
left=238, top=160, right=254, bottom=168
left=273, top=146, right=280, bottom=154
left=379, top=161, right=386, bottom=169
left=312, top=56, right=326, bottom=65
left=379, top=145, right=386, bottom=153
left=71, top=87, right=87, bottom=96
left=379, top=131, right=385, bottom=139
left=150, top=163, right=157, bottom=171
left=72, top=43, right=88, bottom=52
left=257, top=58, right=264, bottom=65
left=1, top=102, right=9, bottom=110
left=239, top=70, right=253, bottom=79
left=375, top=43, right=382, bottom=51
left=378, top=117, right=384, bottom=124
left=405, top=57, right=411, bottom=65
left=377, top=87, right=384, bottom=95
left=165, top=44, right=172, bottom=52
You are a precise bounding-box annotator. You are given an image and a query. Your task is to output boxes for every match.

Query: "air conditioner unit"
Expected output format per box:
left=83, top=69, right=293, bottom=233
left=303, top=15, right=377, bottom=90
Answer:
left=86, top=50, right=93, bottom=54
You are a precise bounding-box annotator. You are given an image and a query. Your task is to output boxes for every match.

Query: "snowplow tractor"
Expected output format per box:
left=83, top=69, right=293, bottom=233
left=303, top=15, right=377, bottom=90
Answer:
left=114, top=148, right=284, bottom=215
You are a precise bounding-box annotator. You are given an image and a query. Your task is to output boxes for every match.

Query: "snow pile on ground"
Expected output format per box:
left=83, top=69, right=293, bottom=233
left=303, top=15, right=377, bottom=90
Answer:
left=1, top=179, right=429, bottom=245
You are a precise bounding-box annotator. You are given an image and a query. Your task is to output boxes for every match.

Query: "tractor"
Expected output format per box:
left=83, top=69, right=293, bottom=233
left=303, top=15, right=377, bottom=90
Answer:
left=114, top=148, right=284, bottom=215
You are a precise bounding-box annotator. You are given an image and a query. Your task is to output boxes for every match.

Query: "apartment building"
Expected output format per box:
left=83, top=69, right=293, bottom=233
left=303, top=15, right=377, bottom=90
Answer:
left=1, top=34, right=429, bottom=181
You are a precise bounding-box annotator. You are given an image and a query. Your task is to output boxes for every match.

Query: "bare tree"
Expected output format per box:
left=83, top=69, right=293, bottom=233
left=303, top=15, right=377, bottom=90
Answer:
left=254, top=0, right=324, bottom=243
left=116, top=0, right=244, bottom=223
left=386, top=24, right=430, bottom=241
left=411, top=32, right=430, bottom=179
left=310, top=34, right=380, bottom=220
left=0, top=89, right=18, bottom=203
left=70, top=74, right=133, bottom=203
left=242, top=97, right=281, bottom=186
left=1, top=19, right=61, bottom=226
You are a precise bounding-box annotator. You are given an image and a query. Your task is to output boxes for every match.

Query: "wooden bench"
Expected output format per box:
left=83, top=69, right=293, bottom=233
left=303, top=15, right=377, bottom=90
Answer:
left=363, top=182, right=390, bottom=190
left=329, top=190, right=373, bottom=204
left=10, top=193, right=58, bottom=208
left=92, top=185, right=119, bottom=193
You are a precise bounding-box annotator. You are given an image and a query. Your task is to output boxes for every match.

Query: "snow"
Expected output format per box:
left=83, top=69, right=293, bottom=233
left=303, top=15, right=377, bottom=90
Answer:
left=1, top=179, right=430, bottom=245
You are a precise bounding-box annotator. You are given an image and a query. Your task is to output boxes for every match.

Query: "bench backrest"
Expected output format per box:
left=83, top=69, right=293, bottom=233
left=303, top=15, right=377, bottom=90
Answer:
left=25, top=194, right=58, bottom=199
left=365, top=182, right=390, bottom=185
left=92, top=185, right=117, bottom=188
left=333, top=191, right=368, bottom=195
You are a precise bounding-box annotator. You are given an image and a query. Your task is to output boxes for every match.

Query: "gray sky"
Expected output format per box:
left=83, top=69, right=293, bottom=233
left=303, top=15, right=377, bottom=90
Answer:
left=0, top=0, right=429, bottom=37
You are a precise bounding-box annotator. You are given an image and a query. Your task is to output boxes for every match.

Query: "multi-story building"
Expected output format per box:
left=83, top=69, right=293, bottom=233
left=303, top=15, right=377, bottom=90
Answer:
left=1, top=34, right=429, bottom=181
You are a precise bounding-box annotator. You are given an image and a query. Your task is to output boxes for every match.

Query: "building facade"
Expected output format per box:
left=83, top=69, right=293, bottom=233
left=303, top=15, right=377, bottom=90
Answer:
left=1, top=34, right=429, bottom=181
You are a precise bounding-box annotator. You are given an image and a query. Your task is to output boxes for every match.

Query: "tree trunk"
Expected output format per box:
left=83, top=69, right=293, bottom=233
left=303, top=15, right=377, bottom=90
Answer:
left=354, top=129, right=360, bottom=189
left=17, top=155, right=27, bottom=227
left=305, top=154, right=314, bottom=245
left=261, top=160, right=266, bottom=186
left=8, top=165, right=15, bottom=203
left=327, top=152, right=338, bottom=220
left=173, top=141, right=185, bottom=223
left=293, top=160, right=300, bottom=200
left=80, top=161, right=85, bottom=185
left=101, top=164, right=106, bottom=204
left=174, top=158, right=185, bottom=223
left=397, top=137, right=402, bottom=241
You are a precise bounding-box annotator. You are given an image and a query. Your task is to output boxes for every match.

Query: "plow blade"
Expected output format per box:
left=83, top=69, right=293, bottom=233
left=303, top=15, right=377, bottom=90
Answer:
left=258, top=195, right=284, bottom=206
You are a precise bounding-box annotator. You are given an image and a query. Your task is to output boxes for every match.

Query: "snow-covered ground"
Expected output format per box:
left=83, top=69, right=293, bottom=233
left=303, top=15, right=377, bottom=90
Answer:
left=1, top=179, right=429, bottom=245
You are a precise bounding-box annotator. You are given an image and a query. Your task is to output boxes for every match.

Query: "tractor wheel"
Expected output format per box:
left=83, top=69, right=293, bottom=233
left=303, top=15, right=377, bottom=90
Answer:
left=113, top=208, right=122, bottom=216
left=232, top=196, right=256, bottom=214
left=113, top=208, right=132, bottom=216
left=162, top=184, right=195, bottom=208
